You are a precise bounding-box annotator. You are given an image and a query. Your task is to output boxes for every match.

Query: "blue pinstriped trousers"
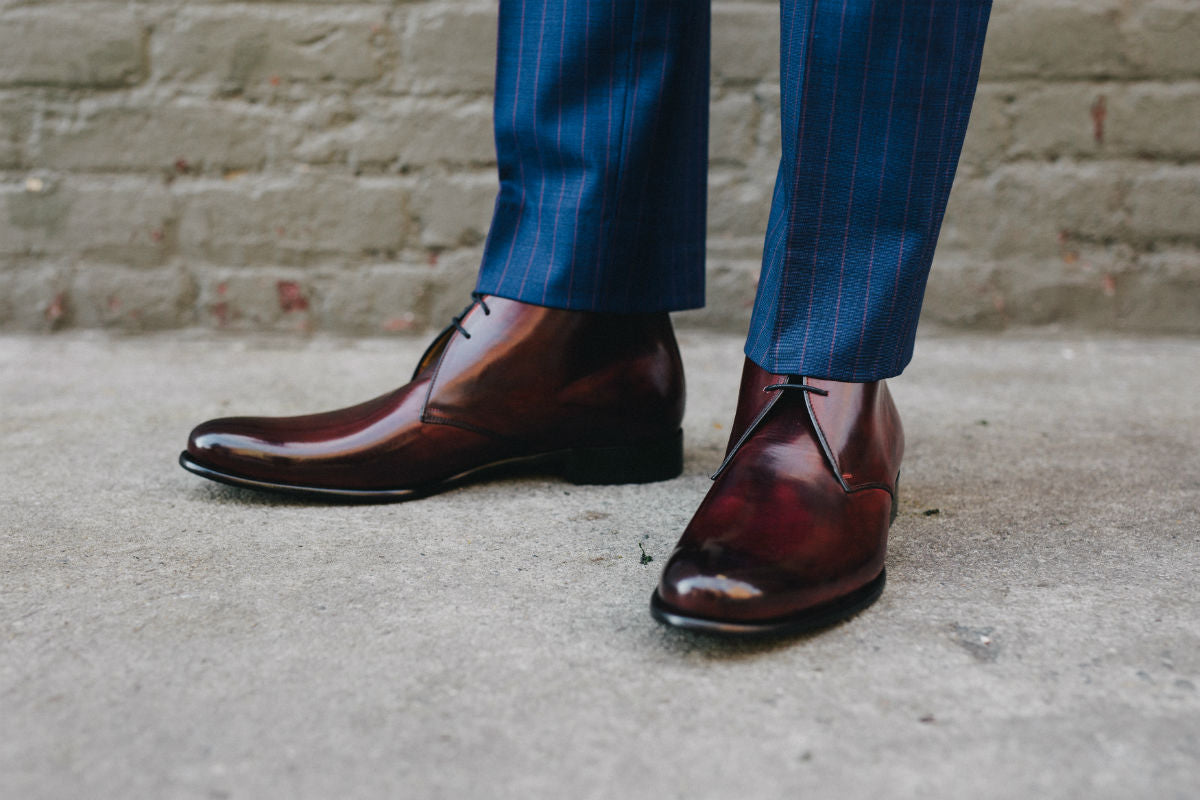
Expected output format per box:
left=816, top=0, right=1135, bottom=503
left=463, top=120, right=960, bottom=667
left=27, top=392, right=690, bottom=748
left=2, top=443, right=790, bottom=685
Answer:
left=474, top=1, right=993, bottom=382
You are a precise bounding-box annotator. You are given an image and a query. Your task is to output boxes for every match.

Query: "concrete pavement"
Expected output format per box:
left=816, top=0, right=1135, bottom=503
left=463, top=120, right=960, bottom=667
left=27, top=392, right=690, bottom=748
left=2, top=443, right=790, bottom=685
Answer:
left=2, top=329, right=1198, bottom=799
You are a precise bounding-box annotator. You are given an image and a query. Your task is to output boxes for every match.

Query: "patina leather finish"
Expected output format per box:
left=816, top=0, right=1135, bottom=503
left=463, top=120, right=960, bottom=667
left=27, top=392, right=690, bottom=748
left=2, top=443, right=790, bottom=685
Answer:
left=181, top=295, right=685, bottom=497
left=652, top=357, right=903, bottom=634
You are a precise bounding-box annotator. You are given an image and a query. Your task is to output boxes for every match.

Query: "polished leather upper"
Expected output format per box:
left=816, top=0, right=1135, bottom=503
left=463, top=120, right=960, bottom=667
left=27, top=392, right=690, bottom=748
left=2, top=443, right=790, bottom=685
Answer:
left=186, top=296, right=684, bottom=491
left=420, top=296, right=683, bottom=449
left=656, top=358, right=903, bottom=623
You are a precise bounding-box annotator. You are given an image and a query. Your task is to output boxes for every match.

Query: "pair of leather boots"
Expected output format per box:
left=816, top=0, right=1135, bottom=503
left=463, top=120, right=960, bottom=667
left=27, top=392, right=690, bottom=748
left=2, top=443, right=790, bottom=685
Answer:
left=181, top=295, right=903, bottom=636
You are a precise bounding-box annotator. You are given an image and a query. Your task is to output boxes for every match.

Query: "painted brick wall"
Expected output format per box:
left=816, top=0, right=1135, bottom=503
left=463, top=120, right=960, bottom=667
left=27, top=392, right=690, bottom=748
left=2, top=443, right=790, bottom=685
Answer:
left=1, top=0, right=1197, bottom=335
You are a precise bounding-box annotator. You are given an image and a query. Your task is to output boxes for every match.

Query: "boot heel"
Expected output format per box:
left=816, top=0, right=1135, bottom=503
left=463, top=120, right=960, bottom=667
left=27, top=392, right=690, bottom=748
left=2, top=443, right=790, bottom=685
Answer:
left=563, top=429, right=684, bottom=485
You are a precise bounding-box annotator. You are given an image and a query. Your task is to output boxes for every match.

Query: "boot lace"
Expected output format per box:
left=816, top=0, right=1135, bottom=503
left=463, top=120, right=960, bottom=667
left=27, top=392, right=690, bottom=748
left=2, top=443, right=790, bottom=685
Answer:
left=763, top=382, right=828, bottom=396
left=450, top=292, right=490, bottom=339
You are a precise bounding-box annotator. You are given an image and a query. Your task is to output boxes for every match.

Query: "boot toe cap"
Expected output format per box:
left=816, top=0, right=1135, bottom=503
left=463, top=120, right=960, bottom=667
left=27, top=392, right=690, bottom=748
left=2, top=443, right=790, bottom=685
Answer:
left=655, top=541, right=883, bottom=629
left=656, top=547, right=781, bottom=623
left=185, top=417, right=285, bottom=478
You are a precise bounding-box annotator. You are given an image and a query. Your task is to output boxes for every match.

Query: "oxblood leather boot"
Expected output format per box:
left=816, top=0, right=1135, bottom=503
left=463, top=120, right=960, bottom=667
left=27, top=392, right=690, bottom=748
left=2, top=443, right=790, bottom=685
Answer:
left=651, top=357, right=903, bottom=635
left=180, top=294, right=685, bottom=499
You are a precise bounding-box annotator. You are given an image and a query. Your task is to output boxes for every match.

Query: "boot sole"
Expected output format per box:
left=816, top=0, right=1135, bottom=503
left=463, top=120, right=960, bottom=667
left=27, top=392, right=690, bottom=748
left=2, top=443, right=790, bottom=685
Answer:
left=178, top=428, right=683, bottom=502
left=649, top=569, right=886, bottom=638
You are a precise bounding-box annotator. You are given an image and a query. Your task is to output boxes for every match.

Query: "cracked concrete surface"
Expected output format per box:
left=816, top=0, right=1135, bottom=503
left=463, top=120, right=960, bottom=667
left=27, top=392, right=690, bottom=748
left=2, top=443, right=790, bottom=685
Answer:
left=1, top=330, right=1198, bottom=799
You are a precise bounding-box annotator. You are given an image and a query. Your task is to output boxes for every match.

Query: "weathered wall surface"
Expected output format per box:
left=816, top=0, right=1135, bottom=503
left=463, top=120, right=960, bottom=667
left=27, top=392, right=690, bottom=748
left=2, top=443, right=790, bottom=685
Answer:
left=1, top=0, right=1197, bottom=335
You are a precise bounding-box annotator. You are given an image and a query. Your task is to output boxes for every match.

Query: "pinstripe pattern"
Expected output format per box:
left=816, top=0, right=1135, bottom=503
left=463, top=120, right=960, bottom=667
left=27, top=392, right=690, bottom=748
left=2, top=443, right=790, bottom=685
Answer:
left=475, top=0, right=991, bottom=381
left=749, top=0, right=993, bottom=380
left=476, top=0, right=710, bottom=314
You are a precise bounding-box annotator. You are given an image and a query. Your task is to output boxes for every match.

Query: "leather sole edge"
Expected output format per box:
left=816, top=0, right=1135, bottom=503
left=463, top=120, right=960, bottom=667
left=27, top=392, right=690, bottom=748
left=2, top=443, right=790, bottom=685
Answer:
left=179, top=452, right=430, bottom=501
left=178, top=428, right=684, bottom=502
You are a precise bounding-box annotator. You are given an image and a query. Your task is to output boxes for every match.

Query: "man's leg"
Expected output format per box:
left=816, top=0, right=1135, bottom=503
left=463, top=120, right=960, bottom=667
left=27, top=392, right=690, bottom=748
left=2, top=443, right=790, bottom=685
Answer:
left=653, top=0, right=993, bottom=634
left=753, top=0, right=992, bottom=381
left=180, top=1, right=711, bottom=498
left=476, top=0, right=710, bottom=313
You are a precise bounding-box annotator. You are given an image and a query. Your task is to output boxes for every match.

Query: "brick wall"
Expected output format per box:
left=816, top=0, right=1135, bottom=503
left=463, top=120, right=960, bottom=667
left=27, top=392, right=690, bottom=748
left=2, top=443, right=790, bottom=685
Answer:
left=1, top=0, right=1197, bottom=335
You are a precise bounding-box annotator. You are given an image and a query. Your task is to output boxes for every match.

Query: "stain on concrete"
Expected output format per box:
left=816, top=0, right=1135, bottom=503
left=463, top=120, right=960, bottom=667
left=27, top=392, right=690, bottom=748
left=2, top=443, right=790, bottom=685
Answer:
left=950, top=623, right=1000, bottom=663
left=570, top=510, right=611, bottom=522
